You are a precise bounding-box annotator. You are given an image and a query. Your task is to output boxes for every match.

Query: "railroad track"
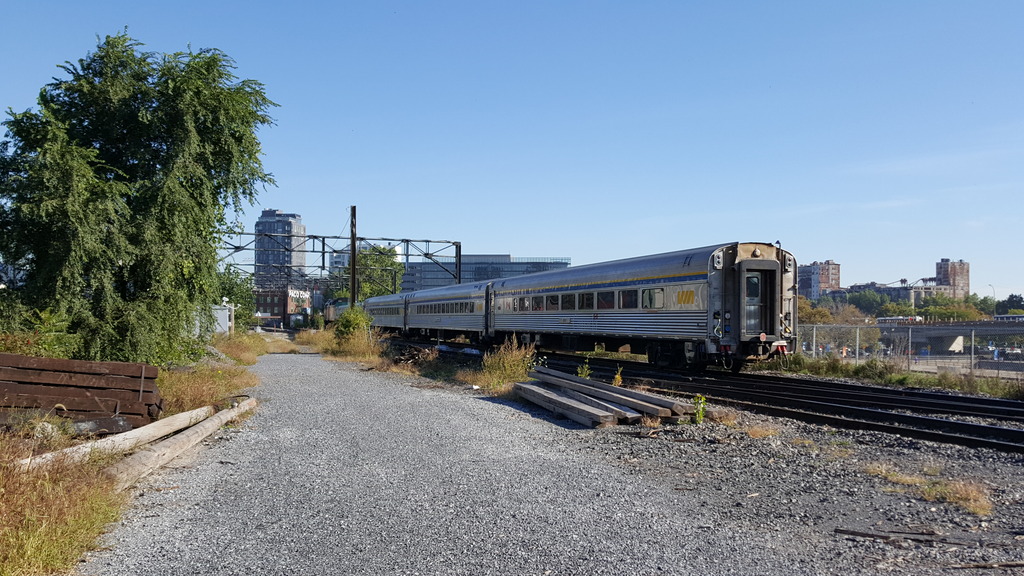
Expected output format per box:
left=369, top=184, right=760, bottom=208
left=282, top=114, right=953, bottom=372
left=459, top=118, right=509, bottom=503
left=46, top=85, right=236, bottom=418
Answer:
left=541, top=353, right=1024, bottom=453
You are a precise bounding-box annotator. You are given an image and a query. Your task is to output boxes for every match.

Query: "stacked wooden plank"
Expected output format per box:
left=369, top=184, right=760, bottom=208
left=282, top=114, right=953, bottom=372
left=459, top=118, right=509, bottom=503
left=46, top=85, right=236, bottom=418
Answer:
left=0, top=353, right=163, bottom=431
left=516, top=366, right=692, bottom=428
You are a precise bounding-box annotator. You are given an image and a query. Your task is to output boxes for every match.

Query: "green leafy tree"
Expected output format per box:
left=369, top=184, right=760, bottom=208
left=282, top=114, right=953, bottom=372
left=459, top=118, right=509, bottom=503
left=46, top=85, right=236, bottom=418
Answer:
left=997, top=294, right=1024, bottom=315
left=333, top=246, right=405, bottom=303
left=847, top=291, right=889, bottom=317
left=877, top=301, right=916, bottom=318
left=218, top=266, right=258, bottom=330
left=968, top=293, right=996, bottom=316
left=0, top=33, right=275, bottom=363
left=797, top=295, right=833, bottom=324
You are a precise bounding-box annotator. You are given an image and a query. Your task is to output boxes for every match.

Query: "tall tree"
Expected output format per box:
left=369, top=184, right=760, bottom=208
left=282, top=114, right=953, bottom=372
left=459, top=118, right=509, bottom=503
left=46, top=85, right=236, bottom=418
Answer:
left=0, top=33, right=275, bottom=363
left=218, top=266, right=258, bottom=330
left=333, top=246, right=405, bottom=303
left=998, top=294, right=1024, bottom=315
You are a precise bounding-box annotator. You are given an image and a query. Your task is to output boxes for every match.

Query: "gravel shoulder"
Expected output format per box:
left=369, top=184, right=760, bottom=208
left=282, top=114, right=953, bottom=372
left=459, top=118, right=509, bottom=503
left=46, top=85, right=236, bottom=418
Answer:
left=78, top=353, right=1024, bottom=575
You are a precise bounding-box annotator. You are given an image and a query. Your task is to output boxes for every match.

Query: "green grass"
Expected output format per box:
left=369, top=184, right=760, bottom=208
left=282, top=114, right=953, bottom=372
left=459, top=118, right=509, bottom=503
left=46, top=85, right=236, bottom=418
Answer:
left=0, top=431, right=125, bottom=576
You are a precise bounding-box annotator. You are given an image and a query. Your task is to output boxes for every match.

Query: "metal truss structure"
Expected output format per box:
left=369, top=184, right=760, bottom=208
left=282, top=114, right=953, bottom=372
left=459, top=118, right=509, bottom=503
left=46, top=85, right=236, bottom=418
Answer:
left=219, top=231, right=462, bottom=297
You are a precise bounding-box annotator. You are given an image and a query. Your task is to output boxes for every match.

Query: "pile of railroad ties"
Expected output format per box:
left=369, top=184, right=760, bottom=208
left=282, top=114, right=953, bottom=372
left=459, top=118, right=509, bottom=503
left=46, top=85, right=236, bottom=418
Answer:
left=518, top=366, right=700, bottom=428
left=0, top=353, right=164, bottom=434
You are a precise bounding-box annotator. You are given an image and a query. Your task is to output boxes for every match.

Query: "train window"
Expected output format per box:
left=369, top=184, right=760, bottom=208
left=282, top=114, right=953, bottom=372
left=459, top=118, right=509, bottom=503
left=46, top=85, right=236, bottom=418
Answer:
left=597, top=291, right=615, bottom=310
left=532, top=296, right=544, bottom=311
left=546, top=295, right=559, bottom=311
left=619, top=290, right=638, bottom=309
left=519, top=297, right=530, bottom=311
left=469, top=303, right=475, bottom=313
left=578, top=293, right=595, bottom=310
left=561, top=293, right=576, bottom=310
left=642, top=288, right=664, bottom=309
left=745, top=272, right=765, bottom=333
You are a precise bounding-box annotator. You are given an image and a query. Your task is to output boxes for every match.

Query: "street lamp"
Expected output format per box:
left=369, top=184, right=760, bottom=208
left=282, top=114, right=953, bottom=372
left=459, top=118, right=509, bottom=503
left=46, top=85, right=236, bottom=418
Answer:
left=989, top=284, right=997, bottom=317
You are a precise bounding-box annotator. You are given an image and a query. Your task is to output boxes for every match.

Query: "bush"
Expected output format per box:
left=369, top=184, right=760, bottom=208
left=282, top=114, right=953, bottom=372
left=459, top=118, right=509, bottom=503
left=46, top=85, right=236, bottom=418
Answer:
left=335, top=327, right=386, bottom=360
left=480, top=335, right=536, bottom=394
left=333, top=307, right=372, bottom=340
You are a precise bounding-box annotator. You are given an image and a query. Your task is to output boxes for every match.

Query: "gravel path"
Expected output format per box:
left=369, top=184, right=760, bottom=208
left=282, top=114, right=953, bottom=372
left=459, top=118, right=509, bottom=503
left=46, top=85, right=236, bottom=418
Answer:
left=79, top=353, right=1024, bottom=575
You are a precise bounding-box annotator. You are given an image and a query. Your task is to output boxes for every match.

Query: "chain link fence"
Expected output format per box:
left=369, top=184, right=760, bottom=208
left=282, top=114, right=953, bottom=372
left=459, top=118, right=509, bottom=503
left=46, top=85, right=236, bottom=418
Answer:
left=795, top=323, right=1024, bottom=379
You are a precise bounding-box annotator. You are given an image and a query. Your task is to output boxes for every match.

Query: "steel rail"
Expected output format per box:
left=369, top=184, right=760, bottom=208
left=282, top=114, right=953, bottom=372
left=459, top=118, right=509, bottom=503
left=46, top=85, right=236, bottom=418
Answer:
left=540, top=353, right=1024, bottom=452
left=647, top=388, right=1024, bottom=453
left=695, top=375, right=1024, bottom=423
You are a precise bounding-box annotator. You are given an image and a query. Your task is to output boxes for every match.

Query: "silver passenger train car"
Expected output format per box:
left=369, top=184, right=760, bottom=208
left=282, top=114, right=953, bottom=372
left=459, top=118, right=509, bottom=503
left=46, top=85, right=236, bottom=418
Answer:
left=362, top=242, right=797, bottom=369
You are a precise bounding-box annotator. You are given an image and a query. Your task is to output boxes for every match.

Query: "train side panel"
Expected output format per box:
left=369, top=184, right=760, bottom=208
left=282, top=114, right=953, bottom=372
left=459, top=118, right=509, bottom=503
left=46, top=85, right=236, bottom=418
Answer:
left=363, top=293, right=406, bottom=331
left=404, top=282, right=489, bottom=340
left=364, top=241, right=797, bottom=368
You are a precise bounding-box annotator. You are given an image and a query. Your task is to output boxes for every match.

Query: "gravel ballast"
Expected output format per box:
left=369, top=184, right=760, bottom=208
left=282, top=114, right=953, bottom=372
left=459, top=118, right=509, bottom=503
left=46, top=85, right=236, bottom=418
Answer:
left=79, top=353, right=1024, bottom=575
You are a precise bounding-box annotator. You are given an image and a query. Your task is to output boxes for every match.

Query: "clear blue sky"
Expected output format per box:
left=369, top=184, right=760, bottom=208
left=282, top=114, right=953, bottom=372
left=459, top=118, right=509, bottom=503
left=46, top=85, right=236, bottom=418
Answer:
left=3, top=1, right=1022, bottom=298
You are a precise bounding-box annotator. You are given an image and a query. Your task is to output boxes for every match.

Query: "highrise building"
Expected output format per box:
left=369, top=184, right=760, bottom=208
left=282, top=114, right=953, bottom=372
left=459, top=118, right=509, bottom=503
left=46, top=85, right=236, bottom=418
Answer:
left=935, top=258, right=970, bottom=299
left=797, top=260, right=841, bottom=300
left=253, top=209, right=306, bottom=289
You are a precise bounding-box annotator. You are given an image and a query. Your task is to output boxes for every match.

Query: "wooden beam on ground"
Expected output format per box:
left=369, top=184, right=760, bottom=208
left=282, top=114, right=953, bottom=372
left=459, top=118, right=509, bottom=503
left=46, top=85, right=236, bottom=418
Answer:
left=533, top=366, right=688, bottom=416
left=104, top=398, right=258, bottom=492
left=555, top=387, right=642, bottom=423
left=514, top=382, right=616, bottom=428
left=528, top=370, right=672, bottom=418
left=18, top=405, right=217, bottom=471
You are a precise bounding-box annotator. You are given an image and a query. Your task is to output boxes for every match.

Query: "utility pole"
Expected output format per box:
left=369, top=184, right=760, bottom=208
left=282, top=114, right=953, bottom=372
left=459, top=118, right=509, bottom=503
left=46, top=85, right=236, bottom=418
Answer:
left=349, top=206, right=358, bottom=307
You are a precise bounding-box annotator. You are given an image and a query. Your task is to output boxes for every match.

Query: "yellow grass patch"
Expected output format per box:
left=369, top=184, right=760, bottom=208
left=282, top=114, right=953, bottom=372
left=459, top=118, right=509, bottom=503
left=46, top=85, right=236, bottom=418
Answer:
left=921, top=480, right=994, bottom=516
left=745, top=425, right=781, bottom=439
left=865, top=462, right=994, bottom=516
left=157, top=365, right=259, bottom=415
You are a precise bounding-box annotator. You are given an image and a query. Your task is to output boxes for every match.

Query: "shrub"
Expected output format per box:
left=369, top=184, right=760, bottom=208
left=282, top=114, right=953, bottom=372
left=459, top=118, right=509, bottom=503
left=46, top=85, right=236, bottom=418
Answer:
left=335, top=327, right=386, bottom=361
left=333, top=307, right=372, bottom=340
left=480, top=335, right=535, bottom=394
left=851, top=358, right=903, bottom=381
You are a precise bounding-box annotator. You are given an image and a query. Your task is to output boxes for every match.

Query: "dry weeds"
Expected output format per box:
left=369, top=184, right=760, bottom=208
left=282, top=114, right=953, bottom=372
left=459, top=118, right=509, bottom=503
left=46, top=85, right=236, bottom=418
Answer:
left=745, top=425, right=781, bottom=439
left=865, top=461, right=994, bottom=516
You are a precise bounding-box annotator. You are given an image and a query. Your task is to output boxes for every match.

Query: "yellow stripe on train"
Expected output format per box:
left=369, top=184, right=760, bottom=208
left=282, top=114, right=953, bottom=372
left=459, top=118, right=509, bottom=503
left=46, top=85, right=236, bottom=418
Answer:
left=677, top=290, right=695, bottom=305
